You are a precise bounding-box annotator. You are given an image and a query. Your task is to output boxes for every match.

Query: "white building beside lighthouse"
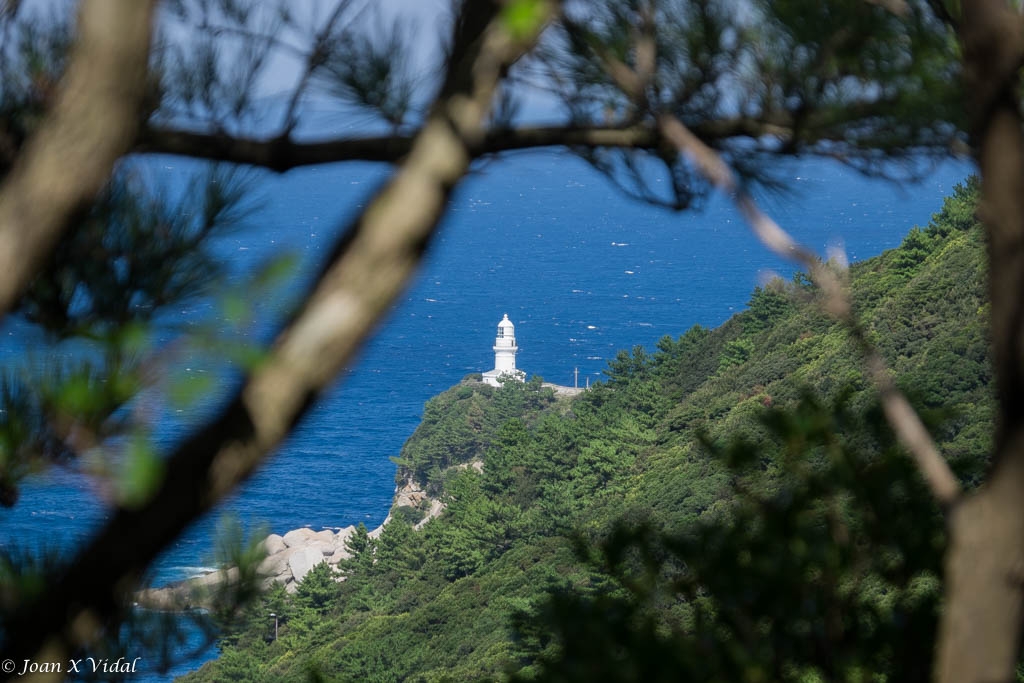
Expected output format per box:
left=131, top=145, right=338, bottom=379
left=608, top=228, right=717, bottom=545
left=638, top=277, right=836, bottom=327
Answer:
left=482, top=314, right=526, bottom=387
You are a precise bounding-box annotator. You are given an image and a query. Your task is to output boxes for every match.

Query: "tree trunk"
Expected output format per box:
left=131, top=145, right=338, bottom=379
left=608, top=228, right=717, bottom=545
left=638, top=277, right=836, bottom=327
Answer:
left=937, top=2, right=1024, bottom=680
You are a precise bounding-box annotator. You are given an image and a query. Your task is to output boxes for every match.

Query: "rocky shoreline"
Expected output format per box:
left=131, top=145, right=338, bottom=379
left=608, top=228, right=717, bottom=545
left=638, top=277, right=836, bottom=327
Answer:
left=135, top=477, right=441, bottom=610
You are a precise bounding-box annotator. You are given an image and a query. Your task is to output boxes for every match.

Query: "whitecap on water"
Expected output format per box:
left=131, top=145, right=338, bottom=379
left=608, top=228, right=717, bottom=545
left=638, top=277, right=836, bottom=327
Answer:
left=175, top=566, right=219, bottom=578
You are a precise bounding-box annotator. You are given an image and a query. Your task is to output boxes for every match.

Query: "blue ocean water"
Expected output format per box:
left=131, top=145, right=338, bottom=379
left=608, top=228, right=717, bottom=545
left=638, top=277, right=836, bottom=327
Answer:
left=0, top=150, right=970, bottom=679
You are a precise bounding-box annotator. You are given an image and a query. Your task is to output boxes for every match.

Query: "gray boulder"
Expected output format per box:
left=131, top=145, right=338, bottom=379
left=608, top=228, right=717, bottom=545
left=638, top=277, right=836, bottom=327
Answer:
left=262, top=533, right=286, bottom=556
left=311, top=529, right=335, bottom=545
left=282, top=528, right=316, bottom=548
left=288, top=546, right=325, bottom=582
left=258, top=546, right=298, bottom=578
left=328, top=547, right=352, bottom=564
left=308, top=540, right=335, bottom=557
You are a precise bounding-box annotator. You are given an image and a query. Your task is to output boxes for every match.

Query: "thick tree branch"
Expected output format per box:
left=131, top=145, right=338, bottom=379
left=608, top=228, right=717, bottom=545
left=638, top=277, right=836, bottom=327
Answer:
left=133, top=124, right=657, bottom=169
left=936, top=2, right=1024, bottom=681
left=136, top=127, right=418, bottom=168
left=0, top=0, right=156, bottom=323
left=134, top=117, right=799, bottom=171
left=1, top=0, right=553, bottom=672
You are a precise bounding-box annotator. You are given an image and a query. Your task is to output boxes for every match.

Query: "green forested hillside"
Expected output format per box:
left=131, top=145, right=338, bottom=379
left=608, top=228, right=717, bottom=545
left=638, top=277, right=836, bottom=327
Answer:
left=184, top=179, right=990, bottom=682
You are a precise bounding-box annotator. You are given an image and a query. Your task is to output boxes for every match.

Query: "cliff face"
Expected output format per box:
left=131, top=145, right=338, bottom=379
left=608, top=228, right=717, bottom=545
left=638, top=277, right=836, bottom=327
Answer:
left=390, top=474, right=447, bottom=529
left=184, top=181, right=992, bottom=682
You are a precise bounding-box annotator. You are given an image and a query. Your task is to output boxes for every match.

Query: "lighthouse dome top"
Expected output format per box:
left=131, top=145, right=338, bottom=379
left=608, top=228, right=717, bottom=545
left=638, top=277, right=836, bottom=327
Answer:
left=495, top=314, right=516, bottom=344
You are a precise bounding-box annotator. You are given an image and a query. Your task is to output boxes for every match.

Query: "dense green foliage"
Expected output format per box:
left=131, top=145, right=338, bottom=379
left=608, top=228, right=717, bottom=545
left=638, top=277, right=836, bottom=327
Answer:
left=392, top=376, right=561, bottom=496
left=184, top=179, right=990, bottom=682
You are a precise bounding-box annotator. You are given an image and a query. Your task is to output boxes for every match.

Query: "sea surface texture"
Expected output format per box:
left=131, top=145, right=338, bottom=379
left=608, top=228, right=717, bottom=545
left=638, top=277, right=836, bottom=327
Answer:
left=0, top=151, right=969, bottom=679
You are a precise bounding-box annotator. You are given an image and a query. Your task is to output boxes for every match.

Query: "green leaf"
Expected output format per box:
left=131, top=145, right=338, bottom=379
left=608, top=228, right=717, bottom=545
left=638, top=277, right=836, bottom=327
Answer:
left=56, top=374, right=93, bottom=415
left=117, top=322, right=151, bottom=354
left=223, top=342, right=269, bottom=372
left=117, top=437, right=165, bottom=509
left=168, top=372, right=215, bottom=409
left=501, top=0, right=549, bottom=41
left=220, top=292, right=250, bottom=326
left=253, top=252, right=299, bottom=290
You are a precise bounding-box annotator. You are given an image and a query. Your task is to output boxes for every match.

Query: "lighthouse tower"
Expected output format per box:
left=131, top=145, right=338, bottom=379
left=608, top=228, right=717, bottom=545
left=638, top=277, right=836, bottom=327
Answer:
left=482, top=314, right=526, bottom=387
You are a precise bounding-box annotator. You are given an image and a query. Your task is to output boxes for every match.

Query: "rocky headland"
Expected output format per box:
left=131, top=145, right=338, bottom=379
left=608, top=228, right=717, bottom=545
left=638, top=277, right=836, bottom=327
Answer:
left=135, top=477, right=444, bottom=610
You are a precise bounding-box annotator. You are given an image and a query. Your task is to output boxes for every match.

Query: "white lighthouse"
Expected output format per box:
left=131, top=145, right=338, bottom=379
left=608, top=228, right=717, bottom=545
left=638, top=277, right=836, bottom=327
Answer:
left=482, top=314, right=526, bottom=387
